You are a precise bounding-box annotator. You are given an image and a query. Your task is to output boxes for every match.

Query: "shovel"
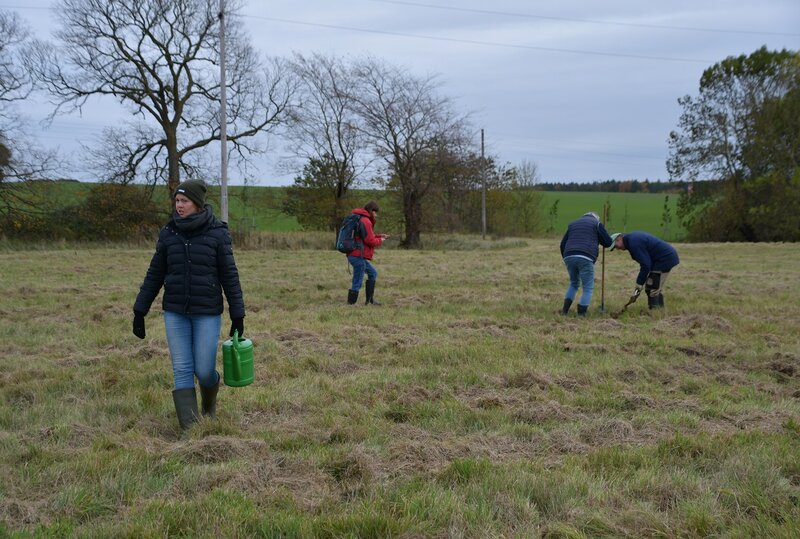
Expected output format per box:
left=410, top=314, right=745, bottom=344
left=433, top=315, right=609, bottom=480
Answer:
left=611, top=291, right=641, bottom=318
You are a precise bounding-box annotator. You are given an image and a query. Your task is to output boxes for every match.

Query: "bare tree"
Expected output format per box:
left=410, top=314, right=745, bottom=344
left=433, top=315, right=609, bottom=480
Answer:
left=287, top=53, right=369, bottom=226
left=0, top=10, right=59, bottom=229
left=0, top=11, right=32, bottom=107
left=509, top=159, right=544, bottom=235
left=352, top=57, right=471, bottom=248
left=28, top=0, right=295, bottom=196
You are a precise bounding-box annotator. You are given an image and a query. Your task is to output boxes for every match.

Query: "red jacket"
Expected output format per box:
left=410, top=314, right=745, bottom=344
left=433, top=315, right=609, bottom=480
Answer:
left=348, top=208, right=383, bottom=260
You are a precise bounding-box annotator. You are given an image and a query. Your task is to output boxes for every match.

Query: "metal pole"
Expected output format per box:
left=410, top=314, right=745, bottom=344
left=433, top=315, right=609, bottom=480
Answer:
left=219, top=0, right=229, bottom=223
left=600, top=202, right=607, bottom=313
left=481, top=128, right=486, bottom=239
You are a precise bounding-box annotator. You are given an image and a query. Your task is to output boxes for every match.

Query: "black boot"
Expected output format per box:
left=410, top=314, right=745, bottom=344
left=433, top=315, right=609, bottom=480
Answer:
left=577, top=304, right=588, bottom=317
left=200, top=376, right=220, bottom=418
left=365, top=280, right=381, bottom=305
left=658, top=294, right=664, bottom=308
left=172, top=387, right=199, bottom=432
left=648, top=294, right=660, bottom=309
left=561, top=298, right=573, bottom=315
left=347, top=289, right=359, bottom=305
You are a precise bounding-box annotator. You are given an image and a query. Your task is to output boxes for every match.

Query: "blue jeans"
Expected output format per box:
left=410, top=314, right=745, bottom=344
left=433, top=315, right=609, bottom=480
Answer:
left=564, top=256, right=595, bottom=306
left=164, top=311, right=222, bottom=390
left=347, top=256, right=377, bottom=291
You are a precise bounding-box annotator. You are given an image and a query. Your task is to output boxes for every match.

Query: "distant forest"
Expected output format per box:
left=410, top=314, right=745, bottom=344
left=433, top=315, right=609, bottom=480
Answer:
left=537, top=179, right=690, bottom=193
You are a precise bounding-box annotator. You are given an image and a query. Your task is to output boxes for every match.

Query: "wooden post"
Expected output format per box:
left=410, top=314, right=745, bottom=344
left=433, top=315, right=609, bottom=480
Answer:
left=219, top=0, right=229, bottom=223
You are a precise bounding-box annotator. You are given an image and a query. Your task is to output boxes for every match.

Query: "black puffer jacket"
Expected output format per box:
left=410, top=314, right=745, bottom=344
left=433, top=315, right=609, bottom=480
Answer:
left=134, top=208, right=245, bottom=320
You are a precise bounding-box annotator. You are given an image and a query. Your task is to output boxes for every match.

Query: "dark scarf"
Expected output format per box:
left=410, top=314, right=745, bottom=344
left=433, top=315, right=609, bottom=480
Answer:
left=172, top=204, right=214, bottom=234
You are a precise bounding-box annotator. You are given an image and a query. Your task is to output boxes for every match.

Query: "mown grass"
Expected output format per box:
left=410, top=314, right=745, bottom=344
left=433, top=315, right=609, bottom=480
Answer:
left=0, top=238, right=798, bottom=537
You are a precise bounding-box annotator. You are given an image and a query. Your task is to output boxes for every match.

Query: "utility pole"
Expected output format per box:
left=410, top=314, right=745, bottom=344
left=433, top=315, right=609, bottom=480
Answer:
left=219, top=0, right=229, bottom=223
left=600, top=201, right=608, bottom=314
left=481, top=128, right=486, bottom=239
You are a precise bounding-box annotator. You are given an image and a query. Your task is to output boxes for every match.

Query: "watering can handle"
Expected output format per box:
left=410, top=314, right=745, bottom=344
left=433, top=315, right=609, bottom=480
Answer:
left=231, top=329, right=241, bottom=379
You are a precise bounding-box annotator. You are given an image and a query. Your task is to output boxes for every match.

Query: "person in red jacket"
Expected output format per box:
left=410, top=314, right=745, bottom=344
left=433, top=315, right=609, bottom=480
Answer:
left=346, top=200, right=388, bottom=305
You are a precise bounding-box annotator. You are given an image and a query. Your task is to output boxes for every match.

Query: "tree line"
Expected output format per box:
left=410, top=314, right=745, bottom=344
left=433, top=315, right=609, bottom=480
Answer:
left=0, top=1, right=797, bottom=244
left=536, top=180, right=689, bottom=194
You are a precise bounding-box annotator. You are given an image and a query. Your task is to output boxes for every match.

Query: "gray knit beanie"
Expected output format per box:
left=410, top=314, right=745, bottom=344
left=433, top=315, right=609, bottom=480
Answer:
left=174, top=180, right=207, bottom=207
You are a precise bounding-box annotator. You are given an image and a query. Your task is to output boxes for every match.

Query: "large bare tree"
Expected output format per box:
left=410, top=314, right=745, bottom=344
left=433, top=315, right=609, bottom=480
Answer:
left=287, top=53, right=368, bottom=226
left=352, top=57, right=471, bottom=248
left=28, top=0, right=295, bottom=195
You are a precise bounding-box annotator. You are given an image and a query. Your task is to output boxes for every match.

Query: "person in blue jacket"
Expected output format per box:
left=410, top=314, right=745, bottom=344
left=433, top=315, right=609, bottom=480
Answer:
left=559, top=211, right=614, bottom=316
left=609, top=231, right=679, bottom=309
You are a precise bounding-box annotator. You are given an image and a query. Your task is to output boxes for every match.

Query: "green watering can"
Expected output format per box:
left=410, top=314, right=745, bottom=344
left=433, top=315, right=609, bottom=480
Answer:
left=222, top=330, right=254, bottom=387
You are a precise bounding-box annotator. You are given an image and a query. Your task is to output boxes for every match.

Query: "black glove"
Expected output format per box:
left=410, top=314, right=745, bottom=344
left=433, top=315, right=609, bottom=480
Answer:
left=133, top=311, right=146, bottom=339
left=229, top=317, right=244, bottom=338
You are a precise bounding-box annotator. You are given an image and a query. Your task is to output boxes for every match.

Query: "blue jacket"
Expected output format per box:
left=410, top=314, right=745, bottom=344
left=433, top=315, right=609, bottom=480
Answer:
left=623, top=231, right=679, bottom=286
left=560, top=214, right=613, bottom=263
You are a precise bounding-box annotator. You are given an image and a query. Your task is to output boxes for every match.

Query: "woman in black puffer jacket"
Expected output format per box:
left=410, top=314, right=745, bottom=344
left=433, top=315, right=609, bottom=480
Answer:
left=133, top=180, right=245, bottom=433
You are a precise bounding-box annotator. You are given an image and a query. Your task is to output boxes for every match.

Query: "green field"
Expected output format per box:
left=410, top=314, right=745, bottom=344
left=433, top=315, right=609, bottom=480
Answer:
left=1, top=239, right=797, bottom=537
left=541, top=192, right=684, bottom=241
left=22, top=181, right=685, bottom=240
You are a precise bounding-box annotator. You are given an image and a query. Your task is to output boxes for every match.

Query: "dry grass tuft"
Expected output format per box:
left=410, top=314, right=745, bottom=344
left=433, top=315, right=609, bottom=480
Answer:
left=0, top=498, right=45, bottom=527
left=503, top=371, right=554, bottom=390
left=656, top=314, right=733, bottom=332
left=167, top=435, right=269, bottom=464
left=513, top=400, right=585, bottom=425
left=579, top=418, right=636, bottom=445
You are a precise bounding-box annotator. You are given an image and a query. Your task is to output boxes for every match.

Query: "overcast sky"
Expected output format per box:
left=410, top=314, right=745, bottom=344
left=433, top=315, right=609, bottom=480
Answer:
left=5, top=0, right=800, bottom=185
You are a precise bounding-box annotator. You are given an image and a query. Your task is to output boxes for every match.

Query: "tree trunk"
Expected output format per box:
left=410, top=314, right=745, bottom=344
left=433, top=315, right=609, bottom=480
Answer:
left=401, top=189, right=422, bottom=248
left=166, top=127, right=181, bottom=198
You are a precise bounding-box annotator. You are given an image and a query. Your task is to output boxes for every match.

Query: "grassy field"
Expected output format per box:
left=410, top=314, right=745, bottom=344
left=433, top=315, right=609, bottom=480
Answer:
left=541, top=192, right=684, bottom=241
left=23, top=181, right=684, bottom=240
left=1, top=238, right=798, bottom=537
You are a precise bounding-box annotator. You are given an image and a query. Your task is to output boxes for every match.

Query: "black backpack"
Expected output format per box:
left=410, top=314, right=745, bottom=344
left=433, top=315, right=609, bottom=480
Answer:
left=335, top=214, right=365, bottom=254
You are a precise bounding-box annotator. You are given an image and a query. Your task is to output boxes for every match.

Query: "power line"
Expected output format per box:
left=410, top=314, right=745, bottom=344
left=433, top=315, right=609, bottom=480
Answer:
left=0, top=4, right=50, bottom=10
left=370, top=0, right=800, bottom=38
left=244, top=14, right=712, bottom=64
